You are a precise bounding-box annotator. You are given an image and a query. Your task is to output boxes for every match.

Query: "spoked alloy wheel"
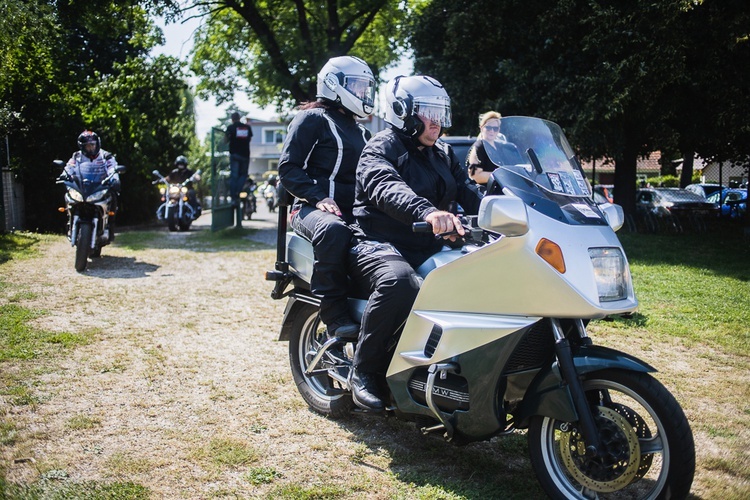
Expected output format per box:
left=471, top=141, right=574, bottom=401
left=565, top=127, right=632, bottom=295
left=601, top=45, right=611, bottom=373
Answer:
left=288, top=303, right=354, bottom=418
left=528, top=369, right=695, bottom=499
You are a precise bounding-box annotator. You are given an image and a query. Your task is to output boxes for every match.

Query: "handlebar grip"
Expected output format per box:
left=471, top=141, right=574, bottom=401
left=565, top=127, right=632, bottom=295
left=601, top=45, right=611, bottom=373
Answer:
left=412, top=222, right=432, bottom=233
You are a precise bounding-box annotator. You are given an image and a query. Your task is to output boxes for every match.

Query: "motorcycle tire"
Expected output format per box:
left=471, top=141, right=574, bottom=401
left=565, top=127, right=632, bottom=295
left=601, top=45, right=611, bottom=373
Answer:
left=528, top=369, right=695, bottom=500
left=166, top=207, right=178, bottom=232
left=288, top=302, right=354, bottom=419
left=178, top=216, right=192, bottom=231
left=75, top=222, right=93, bottom=272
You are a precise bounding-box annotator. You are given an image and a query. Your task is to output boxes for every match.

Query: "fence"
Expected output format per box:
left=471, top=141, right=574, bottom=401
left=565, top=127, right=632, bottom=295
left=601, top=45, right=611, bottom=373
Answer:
left=1, top=136, right=24, bottom=232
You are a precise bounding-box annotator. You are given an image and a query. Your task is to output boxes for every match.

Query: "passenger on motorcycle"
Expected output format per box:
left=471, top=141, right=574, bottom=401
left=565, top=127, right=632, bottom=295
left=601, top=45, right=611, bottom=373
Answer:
left=278, top=55, right=376, bottom=338
left=347, top=75, right=484, bottom=411
left=66, top=130, right=121, bottom=235
left=165, top=155, right=202, bottom=217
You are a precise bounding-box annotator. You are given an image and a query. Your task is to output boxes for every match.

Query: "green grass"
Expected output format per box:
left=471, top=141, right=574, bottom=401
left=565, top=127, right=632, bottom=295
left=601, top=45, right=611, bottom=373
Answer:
left=0, top=477, right=150, bottom=499
left=0, top=304, right=91, bottom=362
left=617, top=232, right=750, bottom=356
left=115, top=225, right=267, bottom=252
left=0, top=232, right=49, bottom=265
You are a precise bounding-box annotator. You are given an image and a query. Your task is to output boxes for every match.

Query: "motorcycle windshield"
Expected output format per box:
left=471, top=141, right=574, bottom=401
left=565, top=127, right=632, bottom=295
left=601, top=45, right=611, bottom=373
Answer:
left=67, top=162, right=109, bottom=198
left=486, top=117, right=607, bottom=226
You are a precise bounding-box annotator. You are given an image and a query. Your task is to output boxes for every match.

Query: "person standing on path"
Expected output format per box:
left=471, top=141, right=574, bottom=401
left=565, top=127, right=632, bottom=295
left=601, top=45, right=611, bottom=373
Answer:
left=225, top=111, right=253, bottom=206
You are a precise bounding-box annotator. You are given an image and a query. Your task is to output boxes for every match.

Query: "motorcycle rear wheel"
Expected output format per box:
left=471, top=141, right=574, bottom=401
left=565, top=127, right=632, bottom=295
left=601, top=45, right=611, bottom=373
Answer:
left=75, top=222, right=93, bottom=272
left=288, top=302, right=354, bottom=419
left=528, top=369, right=695, bottom=499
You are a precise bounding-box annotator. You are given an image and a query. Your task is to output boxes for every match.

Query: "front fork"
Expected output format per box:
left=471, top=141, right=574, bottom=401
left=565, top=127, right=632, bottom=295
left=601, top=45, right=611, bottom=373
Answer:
left=551, top=318, right=602, bottom=456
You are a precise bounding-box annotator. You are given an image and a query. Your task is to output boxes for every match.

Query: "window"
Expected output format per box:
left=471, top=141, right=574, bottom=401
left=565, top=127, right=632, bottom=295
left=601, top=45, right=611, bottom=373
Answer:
left=263, top=128, right=285, bottom=144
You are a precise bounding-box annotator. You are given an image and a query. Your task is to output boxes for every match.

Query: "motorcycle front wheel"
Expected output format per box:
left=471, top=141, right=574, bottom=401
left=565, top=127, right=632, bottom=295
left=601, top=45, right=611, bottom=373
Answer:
left=288, top=302, right=354, bottom=419
left=166, top=206, right=178, bottom=232
left=75, top=222, right=93, bottom=272
left=528, top=369, right=695, bottom=500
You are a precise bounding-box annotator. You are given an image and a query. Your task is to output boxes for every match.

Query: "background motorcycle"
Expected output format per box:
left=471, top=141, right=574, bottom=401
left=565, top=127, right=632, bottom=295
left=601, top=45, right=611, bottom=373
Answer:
left=152, top=169, right=201, bottom=231
left=239, top=177, right=257, bottom=220
left=54, top=159, right=125, bottom=272
left=266, top=116, right=695, bottom=499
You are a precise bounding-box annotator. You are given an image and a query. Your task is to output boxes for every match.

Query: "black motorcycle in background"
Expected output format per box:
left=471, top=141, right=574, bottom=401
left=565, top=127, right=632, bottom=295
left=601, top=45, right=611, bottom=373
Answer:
left=152, top=169, right=202, bottom=231
left=239, top=177, right=257, bottom=220
left=54, top=159, right=125, bottom=272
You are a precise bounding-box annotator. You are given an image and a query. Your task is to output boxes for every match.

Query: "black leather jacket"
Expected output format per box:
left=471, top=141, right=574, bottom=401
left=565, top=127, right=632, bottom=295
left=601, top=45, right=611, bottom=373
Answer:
left=353, top=128, right=483, bottom=268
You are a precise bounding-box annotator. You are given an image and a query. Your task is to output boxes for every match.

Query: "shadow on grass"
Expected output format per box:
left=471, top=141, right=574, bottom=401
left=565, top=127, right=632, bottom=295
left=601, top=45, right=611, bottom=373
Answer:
left=0, top=232, right=45, bottom=265
left=619, top=231, right=750, bottom=281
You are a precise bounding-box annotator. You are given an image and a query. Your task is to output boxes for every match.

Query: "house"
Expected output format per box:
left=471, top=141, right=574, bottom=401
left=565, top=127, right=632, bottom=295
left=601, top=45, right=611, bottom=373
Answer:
left=676, top=158, right=748, bottom=187
left=245, top=113, right=389, bottom=180
left=579, top=152, right=662, bottom=186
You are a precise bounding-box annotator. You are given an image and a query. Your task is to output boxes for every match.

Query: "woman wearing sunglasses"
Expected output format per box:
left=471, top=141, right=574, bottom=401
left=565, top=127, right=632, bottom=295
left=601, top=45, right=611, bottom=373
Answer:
left=467, top=111, right=523, bottom=186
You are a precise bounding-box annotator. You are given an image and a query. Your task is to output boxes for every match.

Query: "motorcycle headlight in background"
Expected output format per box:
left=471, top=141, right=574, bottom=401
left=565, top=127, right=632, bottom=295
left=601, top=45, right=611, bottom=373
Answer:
left=85, top=190, right=109, bottom=203
left=169, top=186, right=180, bottom=195
left=588, top=247, right=630, bottom=302
left=67, top=189, right=84, bottom=202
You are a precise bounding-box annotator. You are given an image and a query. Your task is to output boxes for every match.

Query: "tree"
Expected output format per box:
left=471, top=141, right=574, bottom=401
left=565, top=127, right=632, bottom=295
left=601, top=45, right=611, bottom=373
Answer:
left=1, top=0, right=195, bottom=230
left=188, top=0, right=418, bottom=110
left=411, top=0, right=750, bottom=216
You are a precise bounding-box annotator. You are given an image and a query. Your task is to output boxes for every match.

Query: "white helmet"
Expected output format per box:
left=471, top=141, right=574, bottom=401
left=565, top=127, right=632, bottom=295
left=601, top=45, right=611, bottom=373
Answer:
left=316, top=56, right=376, bottom=118
left=385, top=75, right=452, bottom=136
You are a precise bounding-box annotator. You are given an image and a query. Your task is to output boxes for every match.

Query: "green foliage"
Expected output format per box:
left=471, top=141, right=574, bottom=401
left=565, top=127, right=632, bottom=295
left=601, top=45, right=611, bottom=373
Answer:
left=0, top=478, right=150, bottom=500
left=411, top=0, right=750, bottom=214
left=84, top=55, right=198, bottom=224
left=0, top=232, right=46, bottom=264
left=2, top=1, right=197, bottom=230
left=648, top=175, right=680, bottom=187
left=189, top=0, right=419, bottom=109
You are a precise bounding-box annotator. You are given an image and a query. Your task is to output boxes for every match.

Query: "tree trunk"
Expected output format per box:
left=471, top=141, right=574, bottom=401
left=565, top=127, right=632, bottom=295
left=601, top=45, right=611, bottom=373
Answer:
left=679, top=150, right=694, bottom=188
left=613, top=148, right=638, bottom=218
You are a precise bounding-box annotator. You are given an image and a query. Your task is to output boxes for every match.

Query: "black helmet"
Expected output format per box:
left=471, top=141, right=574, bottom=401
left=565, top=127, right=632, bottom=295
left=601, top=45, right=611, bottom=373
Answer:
left=174, top=155, right=188, bottom=168
left=77, top=130, right=101, bottom=158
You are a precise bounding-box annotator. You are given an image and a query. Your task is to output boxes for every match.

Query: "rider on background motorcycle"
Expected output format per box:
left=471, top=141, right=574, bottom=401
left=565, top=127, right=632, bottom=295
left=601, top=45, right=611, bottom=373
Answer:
left=165, top=155, right=202, bottom=217
left=346, top=75, right=484, bottom=411
left=65, top=130, right=121, bottom=239
left=278, top=55, right=376, bottom=338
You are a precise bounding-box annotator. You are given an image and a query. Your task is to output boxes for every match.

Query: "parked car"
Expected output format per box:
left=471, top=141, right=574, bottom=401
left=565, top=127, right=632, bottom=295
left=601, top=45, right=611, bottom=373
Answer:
left=636, top=188, right=719, bottom=218
left=593, top=184, right=614, bottom=203
left=438, top=136, right=476, bottom=167
left=685, top=183, right=723, bottom=198
left=706, top=188, right=747, bottom=219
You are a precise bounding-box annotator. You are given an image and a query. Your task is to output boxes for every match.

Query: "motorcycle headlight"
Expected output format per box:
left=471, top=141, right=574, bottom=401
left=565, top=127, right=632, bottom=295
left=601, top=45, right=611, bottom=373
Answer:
left=85, top=190, right=109, bottom=203
left=169, top=186, right=181, bottom=195
left=67, top=190, right=84, bottom=202
left=239, top=192, right=248, bottom=199
left=588, top=247, right=630, bottom=302
left=181, top=186, right=188, bottom=194
left=159, top=187, right=166, bottom=195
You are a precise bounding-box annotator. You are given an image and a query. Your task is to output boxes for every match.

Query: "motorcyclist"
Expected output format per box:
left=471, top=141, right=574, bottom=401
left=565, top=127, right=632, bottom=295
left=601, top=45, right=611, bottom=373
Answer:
left=346, top=75, right=484, bottom=411
left=278, top=55, right=376, bottom=338
left=65, top=130, right=121, bottom=240
left=165, top=155, right=202, bottom=217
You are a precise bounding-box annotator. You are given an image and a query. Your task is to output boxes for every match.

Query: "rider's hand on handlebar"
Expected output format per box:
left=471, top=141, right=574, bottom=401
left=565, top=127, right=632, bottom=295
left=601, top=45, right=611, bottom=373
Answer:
left=316, top=197, right=342, bottom=217
left=425, top=211, right=465, bottom=241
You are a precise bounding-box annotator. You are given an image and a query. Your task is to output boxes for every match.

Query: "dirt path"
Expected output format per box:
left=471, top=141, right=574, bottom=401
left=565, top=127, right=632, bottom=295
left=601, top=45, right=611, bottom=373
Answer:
left=1, top=205, right=748, bottom=498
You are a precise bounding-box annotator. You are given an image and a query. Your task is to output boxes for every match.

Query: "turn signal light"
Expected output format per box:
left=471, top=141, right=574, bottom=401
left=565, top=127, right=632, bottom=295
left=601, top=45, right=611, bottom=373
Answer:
left=108, top=211, right=115, bottom=216
left=536, top=238, right=566, bottom=274
left=58, top=207, right=66, bottom=212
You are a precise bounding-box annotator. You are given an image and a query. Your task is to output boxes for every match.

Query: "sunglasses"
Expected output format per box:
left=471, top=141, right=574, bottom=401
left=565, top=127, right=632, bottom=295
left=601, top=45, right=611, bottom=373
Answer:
left=484, top=125, right=500, bottom=132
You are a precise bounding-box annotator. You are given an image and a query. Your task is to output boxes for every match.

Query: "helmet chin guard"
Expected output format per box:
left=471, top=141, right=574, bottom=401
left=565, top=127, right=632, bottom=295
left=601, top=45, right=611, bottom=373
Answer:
left=316, top=56, right=375, bottom=118
left=385, top=75, right=451, bottom=136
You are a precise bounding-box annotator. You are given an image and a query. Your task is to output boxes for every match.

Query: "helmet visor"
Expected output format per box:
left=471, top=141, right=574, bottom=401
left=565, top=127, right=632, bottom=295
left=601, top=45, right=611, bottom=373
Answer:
left=343, top=76, right=376, bottom=108
left=82, top=140, right=97, bottom=155
left=414, top=96, right=452, bottom=128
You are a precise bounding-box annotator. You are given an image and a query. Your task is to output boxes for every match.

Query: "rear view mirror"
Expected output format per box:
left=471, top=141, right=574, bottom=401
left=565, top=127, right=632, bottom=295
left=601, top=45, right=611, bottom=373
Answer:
left=600, top=203, right=625, bottom=232
left=52, top=160, right=65, bottom=169
left=477, top=195, right=529, bottom=236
